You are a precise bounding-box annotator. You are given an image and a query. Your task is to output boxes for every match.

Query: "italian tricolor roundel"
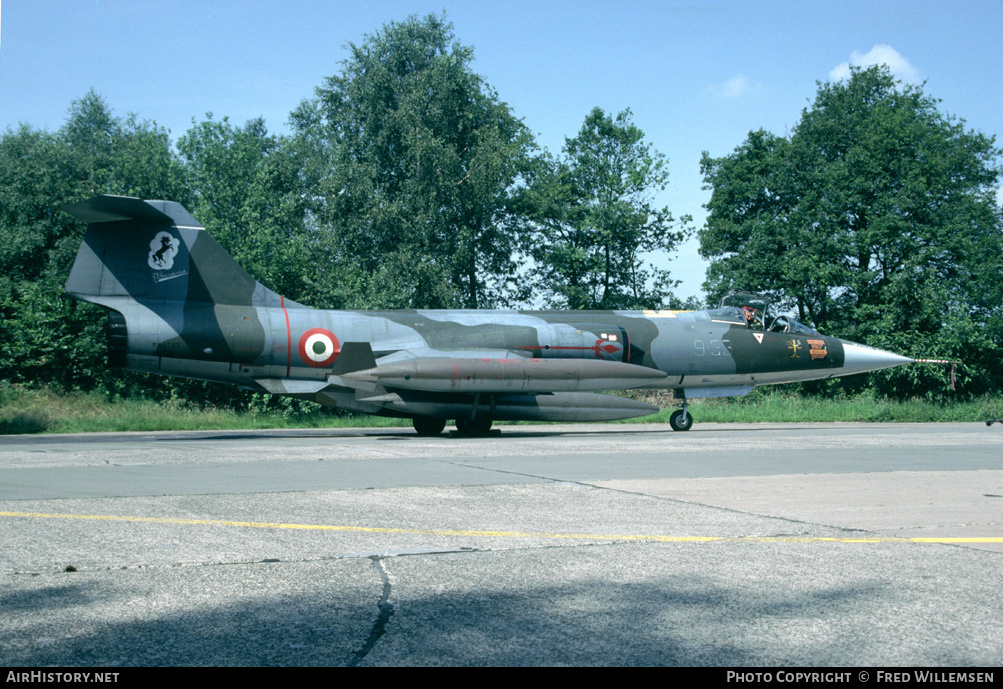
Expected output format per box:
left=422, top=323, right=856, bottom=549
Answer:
left=298, top=328, right=340, bottom=368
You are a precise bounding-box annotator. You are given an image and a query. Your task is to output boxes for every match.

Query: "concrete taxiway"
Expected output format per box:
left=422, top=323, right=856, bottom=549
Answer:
left=1, top=422, right=1001, bottom=666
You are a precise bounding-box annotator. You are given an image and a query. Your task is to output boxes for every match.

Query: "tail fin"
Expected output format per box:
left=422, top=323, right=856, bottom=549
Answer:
left=63, top=194, right=276, bottom=309
left=63, top=195, right=294, bottom=371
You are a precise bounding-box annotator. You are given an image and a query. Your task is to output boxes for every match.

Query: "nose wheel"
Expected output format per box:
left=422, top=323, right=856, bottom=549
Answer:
left=669, top=405, right=693, bottom=432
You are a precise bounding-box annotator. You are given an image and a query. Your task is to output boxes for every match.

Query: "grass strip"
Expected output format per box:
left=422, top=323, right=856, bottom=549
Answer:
left=3, top=386, right=1002, bottom=434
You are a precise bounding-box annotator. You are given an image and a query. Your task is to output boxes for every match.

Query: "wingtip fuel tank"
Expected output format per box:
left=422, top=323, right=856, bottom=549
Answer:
left=345, top=357, right=668, bottom=393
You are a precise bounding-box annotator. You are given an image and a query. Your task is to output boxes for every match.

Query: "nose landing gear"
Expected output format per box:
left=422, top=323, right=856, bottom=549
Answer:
left=669, top=400, right=693, bottom=432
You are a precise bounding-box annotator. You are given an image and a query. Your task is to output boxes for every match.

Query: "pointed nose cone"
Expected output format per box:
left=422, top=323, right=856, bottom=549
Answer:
left=840, top=341, right=914, bottom=375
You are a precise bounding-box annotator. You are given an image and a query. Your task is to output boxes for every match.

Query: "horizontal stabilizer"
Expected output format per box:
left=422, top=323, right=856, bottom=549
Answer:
left=62, top=195, right=176, bottom=225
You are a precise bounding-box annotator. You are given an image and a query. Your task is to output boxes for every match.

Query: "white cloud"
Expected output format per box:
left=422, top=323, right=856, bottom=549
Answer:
left=708, top=74, right=761, bottom=99
left=830, top=44, right=921, bottom=83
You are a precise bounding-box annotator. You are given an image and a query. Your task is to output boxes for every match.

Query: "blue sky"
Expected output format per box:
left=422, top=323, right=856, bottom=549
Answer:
left=2, top=0, right=1001, bottom=302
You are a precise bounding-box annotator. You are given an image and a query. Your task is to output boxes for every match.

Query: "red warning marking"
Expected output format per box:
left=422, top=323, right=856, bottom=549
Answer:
left=298, top=328, right=340, bottom=368
left=753, top=333, right=764, bottom=344
left=596, top=340, right=621, bottom=357
left=516, top=341, right=624, bottom=359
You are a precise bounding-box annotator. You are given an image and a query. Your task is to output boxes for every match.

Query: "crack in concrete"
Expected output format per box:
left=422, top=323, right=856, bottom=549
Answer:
left=348, top=556, right=394, bottom=667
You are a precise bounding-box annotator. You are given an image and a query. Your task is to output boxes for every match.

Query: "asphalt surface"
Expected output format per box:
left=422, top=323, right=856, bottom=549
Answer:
left=2, top=422, right=1001, bottom=666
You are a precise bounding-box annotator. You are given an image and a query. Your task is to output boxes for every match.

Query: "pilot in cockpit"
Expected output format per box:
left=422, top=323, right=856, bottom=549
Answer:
left=741, top=306, right=764, bottom=330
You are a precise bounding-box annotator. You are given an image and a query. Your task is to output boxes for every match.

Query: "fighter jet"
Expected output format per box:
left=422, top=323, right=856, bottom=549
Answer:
left=62, top=195, right=913, bottom=435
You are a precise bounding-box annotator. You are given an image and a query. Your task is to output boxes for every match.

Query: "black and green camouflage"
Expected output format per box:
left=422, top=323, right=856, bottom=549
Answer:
left=64, top=195, right=912, bottom=434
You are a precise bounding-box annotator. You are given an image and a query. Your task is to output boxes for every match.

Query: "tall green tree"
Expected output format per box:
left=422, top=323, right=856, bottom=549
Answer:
left=177, top=116, right=312, bottom=301
left=0, top=91, right=186, bottom=390
left=700, top=66, right=1003, bottom=395
left=522, top=107, right=691, bottom=310
left=1, top=91, right=186, bottom=287
left=290, top=13, right=535, bottom=309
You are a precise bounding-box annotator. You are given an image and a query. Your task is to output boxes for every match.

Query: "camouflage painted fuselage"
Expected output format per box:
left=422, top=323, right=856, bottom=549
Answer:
left=63, top=195, right=910, bottom=428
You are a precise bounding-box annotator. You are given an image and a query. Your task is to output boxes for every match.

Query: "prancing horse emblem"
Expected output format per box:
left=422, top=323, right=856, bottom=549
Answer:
left=148, top=231, right=179, bottom=270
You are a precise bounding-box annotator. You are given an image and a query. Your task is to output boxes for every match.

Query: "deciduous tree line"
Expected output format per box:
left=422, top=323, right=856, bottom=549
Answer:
left=0, top=14, right=999, bottom=402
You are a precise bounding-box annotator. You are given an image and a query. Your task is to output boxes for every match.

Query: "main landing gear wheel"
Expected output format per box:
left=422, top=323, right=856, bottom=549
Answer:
left=669, top=408, right=693, bottom=432
left=412, top=416, right=447, bottom=436
left=454, top=417, right=493, bottom=435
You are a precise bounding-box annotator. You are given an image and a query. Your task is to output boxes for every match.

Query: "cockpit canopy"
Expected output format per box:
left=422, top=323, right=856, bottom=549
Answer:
left=765, top=315, right=819, bottom=335
left=711, top=291, right=819, bottom=335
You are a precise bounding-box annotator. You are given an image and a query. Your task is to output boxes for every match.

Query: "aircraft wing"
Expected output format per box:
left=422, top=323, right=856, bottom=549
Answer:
left=254, top=343, right=665, bottom=422
left=257, top=340, right=662, bottom=395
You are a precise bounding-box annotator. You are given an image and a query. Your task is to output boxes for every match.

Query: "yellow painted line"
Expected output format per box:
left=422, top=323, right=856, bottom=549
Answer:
left=2, top=511, right=1001, bottom=544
